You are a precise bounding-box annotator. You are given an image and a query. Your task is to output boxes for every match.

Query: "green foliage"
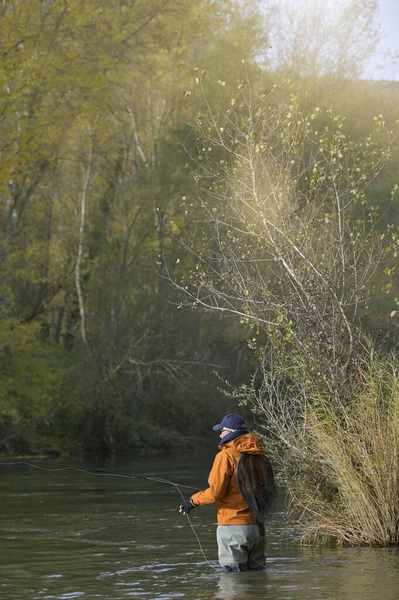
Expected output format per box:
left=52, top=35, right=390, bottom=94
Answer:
left=0, top=0, right=262, bottom=454
left=1, top=0, right=399, bottom=463
left=180, top=74, right=398, bottom=398
left=175, top=69, right=399, bottom=546
left=0, top=332, right=76, bottom=446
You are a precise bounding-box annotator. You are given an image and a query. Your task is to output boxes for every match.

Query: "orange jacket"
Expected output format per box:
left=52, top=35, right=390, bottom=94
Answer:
left=190, top=433, right=264, bottom=525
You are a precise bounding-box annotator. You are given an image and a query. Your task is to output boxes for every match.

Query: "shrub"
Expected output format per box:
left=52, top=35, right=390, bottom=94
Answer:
left=282, top=351, right=399, bottom=546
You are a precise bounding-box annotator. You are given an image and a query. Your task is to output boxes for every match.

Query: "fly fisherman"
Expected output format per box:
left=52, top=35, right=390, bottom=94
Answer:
left=179, top=413, right=276, bottom=572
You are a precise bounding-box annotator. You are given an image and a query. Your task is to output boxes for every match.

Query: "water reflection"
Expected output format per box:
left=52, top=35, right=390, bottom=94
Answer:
left=214, top=572, right=261, bottom=600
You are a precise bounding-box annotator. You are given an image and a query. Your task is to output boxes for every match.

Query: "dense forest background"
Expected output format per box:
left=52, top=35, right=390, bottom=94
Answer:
left=1, top=0, right=398, bottom=457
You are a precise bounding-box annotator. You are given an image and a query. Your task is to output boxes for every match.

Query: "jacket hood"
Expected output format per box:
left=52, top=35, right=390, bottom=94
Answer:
left=220, top=432, right=264, bottom=454
left=218, top=428, right=248, bottom=445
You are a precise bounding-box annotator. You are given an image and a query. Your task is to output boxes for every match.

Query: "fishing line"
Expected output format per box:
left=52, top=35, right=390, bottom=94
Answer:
left=0, top=460, right=218, bottom=571
left=0, top=460, right=201, bottom=490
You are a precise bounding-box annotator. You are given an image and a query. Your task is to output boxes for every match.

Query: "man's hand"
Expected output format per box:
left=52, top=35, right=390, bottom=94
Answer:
left=179, top=497, right=195, bottom=515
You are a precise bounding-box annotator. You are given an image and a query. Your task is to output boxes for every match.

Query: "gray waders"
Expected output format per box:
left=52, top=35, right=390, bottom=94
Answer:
left=216, top=524, right=266, bottom=571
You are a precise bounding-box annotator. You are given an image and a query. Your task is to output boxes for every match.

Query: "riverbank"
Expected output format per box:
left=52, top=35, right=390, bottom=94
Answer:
left=0, top=429, right=215, bottom=460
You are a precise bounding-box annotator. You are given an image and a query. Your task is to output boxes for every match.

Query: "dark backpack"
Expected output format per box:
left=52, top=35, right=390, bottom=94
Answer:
left=236, top=453, right=277, bottom=536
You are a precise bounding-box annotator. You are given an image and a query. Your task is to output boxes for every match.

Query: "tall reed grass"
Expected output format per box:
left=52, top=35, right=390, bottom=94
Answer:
left=300, top=354, right=399, bottom=546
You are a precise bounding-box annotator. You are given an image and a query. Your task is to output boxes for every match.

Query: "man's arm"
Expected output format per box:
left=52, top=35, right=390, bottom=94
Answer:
left=190, top=451, right=232, bottom=506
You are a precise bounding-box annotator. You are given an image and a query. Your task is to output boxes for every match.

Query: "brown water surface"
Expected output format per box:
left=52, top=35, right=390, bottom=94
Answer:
left=1, top=453, right=399, bottom=599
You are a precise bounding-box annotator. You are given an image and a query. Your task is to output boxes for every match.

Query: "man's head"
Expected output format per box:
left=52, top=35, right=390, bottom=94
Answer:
left=213, top=414, right=248, bottom=440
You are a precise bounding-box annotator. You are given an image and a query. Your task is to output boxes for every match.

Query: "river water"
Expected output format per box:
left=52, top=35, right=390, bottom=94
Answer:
left=1, top=452, right=399, bottom=600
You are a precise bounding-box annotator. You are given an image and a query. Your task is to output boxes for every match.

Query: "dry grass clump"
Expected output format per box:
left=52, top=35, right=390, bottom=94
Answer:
left=300, top=355, right=399, bottom=546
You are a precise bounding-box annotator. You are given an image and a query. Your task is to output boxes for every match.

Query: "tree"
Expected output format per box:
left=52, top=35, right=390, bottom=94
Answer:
left=167, top=73, right=399, bottom=543
left=269, top=0, right=381, bottom=79
left=0, top=0, right=198, bottom=447
left=0, top=0, right=270, bottom=452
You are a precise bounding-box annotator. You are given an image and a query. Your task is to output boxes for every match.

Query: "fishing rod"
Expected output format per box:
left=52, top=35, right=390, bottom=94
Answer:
left=0, top=459, right=218, bottom=571
left=0, top=460, right=201, bottom=491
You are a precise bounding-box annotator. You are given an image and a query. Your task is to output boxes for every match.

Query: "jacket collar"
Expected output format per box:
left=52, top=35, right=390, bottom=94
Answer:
left=218, top=429, right=248, bottom=446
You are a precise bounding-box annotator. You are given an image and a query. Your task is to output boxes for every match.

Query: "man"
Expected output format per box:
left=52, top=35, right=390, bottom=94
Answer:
left=179, top=413, right=276, bottom=572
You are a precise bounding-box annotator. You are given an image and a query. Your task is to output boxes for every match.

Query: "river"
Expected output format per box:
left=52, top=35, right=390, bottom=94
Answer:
left=1, top=452, right=399, bottom=600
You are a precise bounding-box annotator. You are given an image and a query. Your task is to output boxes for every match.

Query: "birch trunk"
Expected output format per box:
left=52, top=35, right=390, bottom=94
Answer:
left=75, top=141, right=93, bottom=355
